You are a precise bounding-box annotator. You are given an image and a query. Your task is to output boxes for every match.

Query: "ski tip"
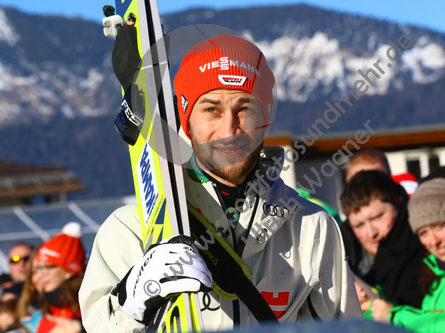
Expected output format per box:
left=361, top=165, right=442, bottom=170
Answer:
left=103, top=5, right=115, bottom=17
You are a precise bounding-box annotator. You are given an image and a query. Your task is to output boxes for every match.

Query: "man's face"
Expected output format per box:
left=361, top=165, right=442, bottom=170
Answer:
left=188, top=89, right=265, bottom=185
left=8, top=244, right=31, bottom=283
left=348, top=197, right=399, bottom=257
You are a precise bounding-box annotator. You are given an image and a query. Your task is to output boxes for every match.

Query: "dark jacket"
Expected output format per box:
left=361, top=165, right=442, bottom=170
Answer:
left=341, top=190, right=425, bottom=308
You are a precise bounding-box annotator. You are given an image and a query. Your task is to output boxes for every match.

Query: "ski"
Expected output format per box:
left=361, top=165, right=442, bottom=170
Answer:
left=103, top=0, right=203, bottom=331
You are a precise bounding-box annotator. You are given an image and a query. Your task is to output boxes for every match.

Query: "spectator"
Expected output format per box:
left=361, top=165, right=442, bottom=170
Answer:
left=8, top=244, right=32, bottom=285
left=345, top=148, right=418, bottom=196
left=370, top=178, right=445, bottom=333
left=345, top=149, right=390, bottom=182
left=340, top=170, right=424, bottom=314
left=32, top=222, right=85, bottom=333
left=2, top=244, right=33, bottom=301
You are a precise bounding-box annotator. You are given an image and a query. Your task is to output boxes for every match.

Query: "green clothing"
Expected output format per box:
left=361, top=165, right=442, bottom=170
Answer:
left=390, top=254, right=445, bottom=333
left=295, top=188, right=342, bottom=226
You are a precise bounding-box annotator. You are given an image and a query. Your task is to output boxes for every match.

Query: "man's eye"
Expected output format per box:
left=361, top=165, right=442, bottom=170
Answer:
left=371, top=214, right=382, bottom=222
left=241, top=106, right=256, bottom=115
left=354, top=223, right=364, bottom=229
left=205, top=107, right=218, bottom=113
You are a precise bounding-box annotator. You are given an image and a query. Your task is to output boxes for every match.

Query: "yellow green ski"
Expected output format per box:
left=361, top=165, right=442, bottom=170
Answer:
left=103, top=0, right=203, bottom=331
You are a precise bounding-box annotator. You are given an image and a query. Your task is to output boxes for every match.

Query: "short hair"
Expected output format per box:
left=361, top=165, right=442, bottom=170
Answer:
left=341, top=170, right=403, bottom=217
left=8, top=243, right=33, bottom=257
left=345, top=149, right=391, bottom=181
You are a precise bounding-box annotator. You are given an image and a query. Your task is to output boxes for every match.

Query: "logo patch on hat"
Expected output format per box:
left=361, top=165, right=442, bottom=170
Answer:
left=69, top=262, right=79, bottom=271
left=181, top=95, right=188, bottom=114
left=218, top=75, right=247, bottom=86
left=40, top=247, right=61, bottom=258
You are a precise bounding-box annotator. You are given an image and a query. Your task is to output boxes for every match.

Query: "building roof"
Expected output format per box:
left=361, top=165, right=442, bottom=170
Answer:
left=0, top=160, right=83, bottom=201
left=266, top=124, right=445, bottom=158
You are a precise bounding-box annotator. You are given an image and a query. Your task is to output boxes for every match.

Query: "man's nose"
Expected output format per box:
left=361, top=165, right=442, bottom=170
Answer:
left=219, top=111, right=242, bottom=139
left=368, top=223, right=379, bottom=238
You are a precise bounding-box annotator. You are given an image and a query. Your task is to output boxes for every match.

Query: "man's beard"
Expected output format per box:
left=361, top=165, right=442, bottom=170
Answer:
left=191, top=131, right=263, bottom=182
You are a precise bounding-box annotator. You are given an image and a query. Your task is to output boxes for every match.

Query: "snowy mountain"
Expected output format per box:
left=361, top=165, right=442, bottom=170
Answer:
left=1, top=4, right=445, bottom=130
left=256, top=33, right=445, bottom=102
left=0, top=4, right=445, bottom=130
left=161, top=5, right=445, bottom=104
left=0, top=6, right=119, bottom=125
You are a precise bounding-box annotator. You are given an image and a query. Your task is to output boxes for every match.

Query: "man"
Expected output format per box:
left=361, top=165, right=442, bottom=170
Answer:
left=79, top=34, right=361, bottom=332
left=8, top=243, right=32, bottom=284
left=345, top=149, right=391, bottom=182
left=345, top=148, right=418, bottom=196
left=1, top=243, right=32, bottom=300
left=340, top=170, right=424, bottom=314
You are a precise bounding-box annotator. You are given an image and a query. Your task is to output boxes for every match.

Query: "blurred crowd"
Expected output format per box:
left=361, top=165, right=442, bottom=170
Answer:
left=337, top=149, right=445, bottom=332
left=0, top=223, right=86, bottom=333
left=1, top=148, right=445, bottom=333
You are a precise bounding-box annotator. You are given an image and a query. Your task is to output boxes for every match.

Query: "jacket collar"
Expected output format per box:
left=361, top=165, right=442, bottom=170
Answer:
left=424, top=254, right=445, bottom=277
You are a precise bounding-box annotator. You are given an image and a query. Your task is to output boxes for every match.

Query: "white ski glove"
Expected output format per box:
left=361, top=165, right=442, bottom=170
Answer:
left=114, top=235, right=212, bottom=323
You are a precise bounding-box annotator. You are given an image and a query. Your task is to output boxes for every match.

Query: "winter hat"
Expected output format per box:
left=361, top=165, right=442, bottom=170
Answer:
left=174, top=34, right=275, bottom=139
left=408, top=178, right=445, bottom=233
left=36, top=222, right=85, bottom=274
left=392, top=172, right=418, bottom=197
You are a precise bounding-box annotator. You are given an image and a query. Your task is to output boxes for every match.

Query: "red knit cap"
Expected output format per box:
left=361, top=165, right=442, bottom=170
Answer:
left=174, top=35, right=275, bottom=139
left=36, top=222, right=85, bottom=275
left=392, top=172, right=418, bottom=197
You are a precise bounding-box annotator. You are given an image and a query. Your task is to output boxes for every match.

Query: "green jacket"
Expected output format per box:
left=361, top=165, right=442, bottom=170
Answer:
left=295, top=188, right=342, bottom=226
left=389, top=254, right=445, bottom=333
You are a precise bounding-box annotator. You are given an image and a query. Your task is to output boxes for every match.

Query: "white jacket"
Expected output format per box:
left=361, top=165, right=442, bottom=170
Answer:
left=79, top=147, right=361, bottom=332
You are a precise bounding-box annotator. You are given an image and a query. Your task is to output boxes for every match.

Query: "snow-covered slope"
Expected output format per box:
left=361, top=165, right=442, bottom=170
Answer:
left=255, top=33, right=445, bottom=102
left=1, top=4, right=445, bottom=128
left=0, top=7, right=119, bottom=126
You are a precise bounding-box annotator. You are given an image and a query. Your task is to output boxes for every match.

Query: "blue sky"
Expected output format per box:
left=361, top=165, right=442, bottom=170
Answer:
left=0, top=0, right=444, bottom=34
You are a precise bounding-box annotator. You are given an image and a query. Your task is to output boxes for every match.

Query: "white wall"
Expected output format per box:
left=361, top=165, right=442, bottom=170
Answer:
left=386, top=147, right=445, bottom=178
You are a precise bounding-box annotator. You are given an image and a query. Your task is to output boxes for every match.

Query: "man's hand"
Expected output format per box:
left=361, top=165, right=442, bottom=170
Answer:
left=371, top=299, right=393, bottom=323
left=115, top=235, right=212, bottom=323
left=354, top=281, right=372, bottom=312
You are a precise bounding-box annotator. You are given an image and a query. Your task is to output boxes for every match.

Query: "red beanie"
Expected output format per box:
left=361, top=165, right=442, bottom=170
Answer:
left=392, top=172, right=418, bottom=197
left=36, top=222, right=85, bottom=275
left=174, top=35, right=275, bottom=139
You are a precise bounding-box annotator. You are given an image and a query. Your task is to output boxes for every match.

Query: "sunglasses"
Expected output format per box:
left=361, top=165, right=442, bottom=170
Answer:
left=9, top=255, right=30, bottom=264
